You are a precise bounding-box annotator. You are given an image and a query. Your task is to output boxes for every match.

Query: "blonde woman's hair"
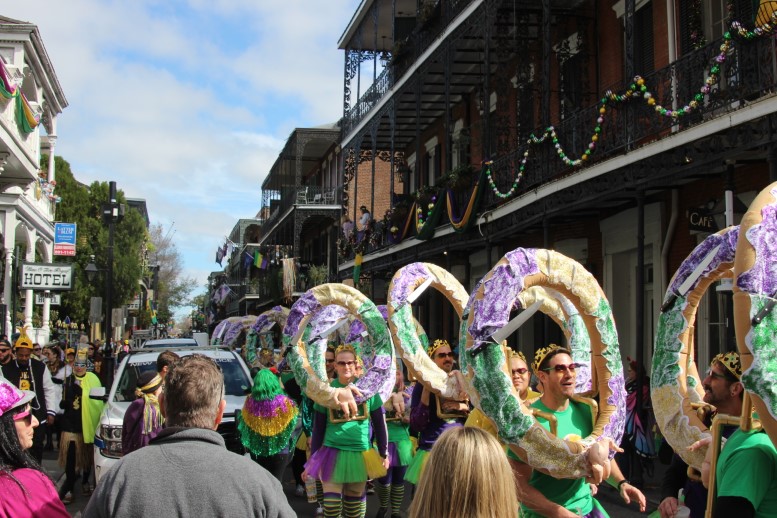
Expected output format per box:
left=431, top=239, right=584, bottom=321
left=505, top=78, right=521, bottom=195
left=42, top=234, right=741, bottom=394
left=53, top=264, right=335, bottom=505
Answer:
left=408, top=427, right=519, bottom=518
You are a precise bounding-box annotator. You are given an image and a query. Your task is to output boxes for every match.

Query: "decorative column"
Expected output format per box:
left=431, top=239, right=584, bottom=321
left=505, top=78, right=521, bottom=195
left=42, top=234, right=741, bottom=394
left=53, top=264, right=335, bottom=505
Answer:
left=23, top=231, right=35, bottom=332
left=40, top=242, right=52, bottom=342
left=2, top=210, right=16, bottom=335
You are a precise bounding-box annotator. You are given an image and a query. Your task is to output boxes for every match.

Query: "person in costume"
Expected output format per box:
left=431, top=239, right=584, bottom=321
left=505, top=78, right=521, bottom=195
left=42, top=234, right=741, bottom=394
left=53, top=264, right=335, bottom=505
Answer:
left=618, top=356, right=655, bottom=487
left=408, top=427, right=519, bottom=518
left=237, top=368, right=298, bottom=481
left=0, top=376, right=69, bottom=517
left=512, top=344, right=645, bottom=518
left=121, top=371, right=164, bottom=455
left=375, top=365, right=414, bottom=518
left=658, top=352, right=743, bottom=518
left=304, top=344, right=389, bottom=518
left=1, top=327, right=57, bottom=463
left=57, top=343, right=103, bottom=504
left=465, top=348, right=539, bottom=437
left=406, top=339, right=467, bottom=485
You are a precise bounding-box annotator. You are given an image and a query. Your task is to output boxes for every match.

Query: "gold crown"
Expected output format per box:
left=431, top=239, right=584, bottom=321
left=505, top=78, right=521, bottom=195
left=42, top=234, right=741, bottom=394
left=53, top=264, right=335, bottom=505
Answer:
left=427, top=339, right=449, bottom=357
left=14, top=326, right=33, bottom=350
left=334, top=344, right=357, bottom=357
left=711, top=351, right=742, bottom=380
left=509, top=350, right=527, bottom=364
left=532, top=344, right=562, bottom=373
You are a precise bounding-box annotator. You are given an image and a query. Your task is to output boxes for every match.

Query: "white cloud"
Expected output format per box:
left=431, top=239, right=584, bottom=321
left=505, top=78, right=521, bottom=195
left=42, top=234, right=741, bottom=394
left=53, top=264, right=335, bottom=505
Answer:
left=3, top=0, right=361, bottom=321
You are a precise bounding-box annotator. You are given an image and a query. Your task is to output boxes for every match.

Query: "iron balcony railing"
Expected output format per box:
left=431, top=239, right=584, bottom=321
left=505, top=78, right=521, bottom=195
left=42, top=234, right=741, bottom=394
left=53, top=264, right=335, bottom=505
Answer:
left=342, top=33, right=777, bottom=262
left=259, top=185, right=343, bottom=235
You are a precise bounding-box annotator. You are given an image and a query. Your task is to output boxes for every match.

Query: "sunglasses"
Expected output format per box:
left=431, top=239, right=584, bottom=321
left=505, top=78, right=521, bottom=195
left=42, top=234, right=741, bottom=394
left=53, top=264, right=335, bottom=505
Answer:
left=0, top=348, right=10, bottom=353
left=435, top=352, right=455, bottom=359
left=705, top=369, right=728, bottom=381
left=511, top=368, right=529, bottom=375
left=13, top=408, right=33, bottom=425
left=542, top=363, right=581, bottom=374
left=32, top=347, right=41, bottom=352
left=336, top=360, right=356, bottom=367
left=325, top=359, right=335, bottom=364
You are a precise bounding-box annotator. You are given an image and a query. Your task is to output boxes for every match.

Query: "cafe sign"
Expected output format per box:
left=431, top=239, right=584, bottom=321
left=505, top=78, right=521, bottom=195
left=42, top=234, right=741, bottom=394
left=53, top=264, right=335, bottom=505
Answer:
left=19, top=263, right=73, bottom=291
left=687, top=208, right=718, bottom=233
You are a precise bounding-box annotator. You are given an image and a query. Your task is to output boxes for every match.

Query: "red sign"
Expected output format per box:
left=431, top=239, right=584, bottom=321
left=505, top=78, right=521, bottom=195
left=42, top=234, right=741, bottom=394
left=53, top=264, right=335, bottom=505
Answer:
left=53, top=243, right=76, bottom=256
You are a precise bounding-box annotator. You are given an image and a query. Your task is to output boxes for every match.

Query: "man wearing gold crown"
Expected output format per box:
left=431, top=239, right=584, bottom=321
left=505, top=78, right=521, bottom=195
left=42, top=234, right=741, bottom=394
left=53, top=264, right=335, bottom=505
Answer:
left=405, top=338, right=468, bottom=486
left=1, top=326, right=57, bottom=463
left=658, top=351, right=744, bottom=518
left=513, top=344, right=645, bottom=517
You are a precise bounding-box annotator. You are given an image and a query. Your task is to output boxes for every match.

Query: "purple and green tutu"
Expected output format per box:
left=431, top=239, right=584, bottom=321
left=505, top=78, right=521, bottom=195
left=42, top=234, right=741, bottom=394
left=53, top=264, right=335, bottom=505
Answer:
left=404, top=448, right=430, bottom=485
left=305, top=445, right=386, bottom=484
left=387, top=438, right=414, bottom=468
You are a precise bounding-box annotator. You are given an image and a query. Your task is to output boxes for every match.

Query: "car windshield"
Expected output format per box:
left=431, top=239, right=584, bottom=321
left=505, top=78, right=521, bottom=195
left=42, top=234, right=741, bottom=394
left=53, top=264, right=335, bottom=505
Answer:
left=113, top=355, right=250, bottom=402
left=143, top=340, right=197, bottom=348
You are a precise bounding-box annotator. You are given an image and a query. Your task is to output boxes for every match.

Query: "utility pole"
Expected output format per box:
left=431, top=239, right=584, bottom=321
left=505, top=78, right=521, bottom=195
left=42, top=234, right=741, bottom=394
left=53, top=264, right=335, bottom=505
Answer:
left=101, top=181, right=120, bottom=388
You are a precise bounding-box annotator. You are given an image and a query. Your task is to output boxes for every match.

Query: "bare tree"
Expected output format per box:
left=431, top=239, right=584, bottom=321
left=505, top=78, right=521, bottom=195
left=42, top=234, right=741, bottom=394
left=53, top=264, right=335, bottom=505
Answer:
left=147, top=223, right=196, bottom=324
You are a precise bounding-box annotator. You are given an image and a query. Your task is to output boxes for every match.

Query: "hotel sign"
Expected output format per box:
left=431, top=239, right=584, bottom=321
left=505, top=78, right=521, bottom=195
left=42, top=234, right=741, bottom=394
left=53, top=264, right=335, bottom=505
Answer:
left=19, top=263, right=73, bottom=290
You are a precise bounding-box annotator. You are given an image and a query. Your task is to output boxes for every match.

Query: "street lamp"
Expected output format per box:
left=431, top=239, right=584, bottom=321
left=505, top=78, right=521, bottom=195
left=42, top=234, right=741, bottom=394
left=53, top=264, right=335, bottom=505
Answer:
left=85, top=256, right=100, bottom=282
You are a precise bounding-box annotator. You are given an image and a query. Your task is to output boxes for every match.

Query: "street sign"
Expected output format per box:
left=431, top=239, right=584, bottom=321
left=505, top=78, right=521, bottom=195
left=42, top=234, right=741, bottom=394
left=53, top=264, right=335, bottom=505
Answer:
left=127, top=294, right=141, bottom=311
left=34, top=292, right=61, bottom=305
left=53, top=223, right=77, bottom=256
left=19, top=263, right=73, bottom=290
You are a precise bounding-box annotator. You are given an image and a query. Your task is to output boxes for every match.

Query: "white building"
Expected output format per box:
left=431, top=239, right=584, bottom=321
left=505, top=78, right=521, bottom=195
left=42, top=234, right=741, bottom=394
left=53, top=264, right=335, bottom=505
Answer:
left=0, top=16, right=67, bottom=342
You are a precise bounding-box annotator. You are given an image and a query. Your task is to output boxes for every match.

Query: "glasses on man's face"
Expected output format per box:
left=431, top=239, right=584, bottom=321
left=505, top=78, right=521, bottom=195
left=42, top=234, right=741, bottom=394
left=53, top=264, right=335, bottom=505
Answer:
left=435, top=352, right=455, bottom=359
left=32, top=347, right=41, bottom=352
left=336, top=360, right=356, bottom=367
left=705, top=369, right=728, bottom=381
left=0, top=348, right=10, bottom=354
left=511, top=368, right=529, bottom=376
left=325, top=359, right=335, bottom=364
left=542, top=363, right=581, bottom=374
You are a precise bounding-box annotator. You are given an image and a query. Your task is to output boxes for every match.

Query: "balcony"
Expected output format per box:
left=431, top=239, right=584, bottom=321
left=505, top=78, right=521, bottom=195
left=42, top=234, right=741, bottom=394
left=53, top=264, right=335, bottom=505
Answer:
left=260, top=185, right=342, bottom=236
left=345, top=32, right=777, bottom=260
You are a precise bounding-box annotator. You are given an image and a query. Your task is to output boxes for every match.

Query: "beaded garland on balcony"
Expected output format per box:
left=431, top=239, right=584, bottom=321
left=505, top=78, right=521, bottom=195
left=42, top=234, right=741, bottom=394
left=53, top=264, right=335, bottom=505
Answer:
left=0, top=58, right=41, bottom=133
left=485, top=7, right=777, bottom=201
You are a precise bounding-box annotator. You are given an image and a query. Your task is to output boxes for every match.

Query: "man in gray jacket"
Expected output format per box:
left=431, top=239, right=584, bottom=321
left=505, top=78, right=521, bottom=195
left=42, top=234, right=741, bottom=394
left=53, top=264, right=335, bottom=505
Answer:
left=85, top=354, right=295, bottom=518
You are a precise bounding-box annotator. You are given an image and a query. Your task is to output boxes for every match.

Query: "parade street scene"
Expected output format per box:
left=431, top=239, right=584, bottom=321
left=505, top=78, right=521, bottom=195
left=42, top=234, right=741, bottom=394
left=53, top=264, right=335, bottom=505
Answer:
left=4, top=0, right=777, bottom=517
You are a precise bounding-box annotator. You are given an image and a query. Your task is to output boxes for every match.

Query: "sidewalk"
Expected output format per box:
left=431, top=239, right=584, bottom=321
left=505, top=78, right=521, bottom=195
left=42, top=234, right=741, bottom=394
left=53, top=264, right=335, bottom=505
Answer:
left=41, top=447, right=89, bottom=517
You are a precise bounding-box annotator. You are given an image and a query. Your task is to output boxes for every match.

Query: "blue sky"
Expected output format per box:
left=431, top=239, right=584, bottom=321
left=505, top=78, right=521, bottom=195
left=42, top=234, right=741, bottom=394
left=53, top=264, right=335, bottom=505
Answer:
left=5, top=0, right=362, bottom=322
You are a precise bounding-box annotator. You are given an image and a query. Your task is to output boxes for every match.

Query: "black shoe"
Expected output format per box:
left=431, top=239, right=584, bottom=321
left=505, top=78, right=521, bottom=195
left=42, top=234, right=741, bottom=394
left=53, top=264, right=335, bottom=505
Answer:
left=374, top=507, right=388, bottom=518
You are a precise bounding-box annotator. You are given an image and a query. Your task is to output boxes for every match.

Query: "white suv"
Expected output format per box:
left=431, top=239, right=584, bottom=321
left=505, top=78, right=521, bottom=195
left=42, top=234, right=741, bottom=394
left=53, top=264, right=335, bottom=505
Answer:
left=90, top=347, right=252, bottom=482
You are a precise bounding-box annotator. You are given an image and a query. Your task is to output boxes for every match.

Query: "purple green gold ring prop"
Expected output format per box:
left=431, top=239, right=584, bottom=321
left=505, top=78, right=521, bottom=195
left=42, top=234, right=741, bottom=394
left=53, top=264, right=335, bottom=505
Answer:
left=460, top=248, right=625, bottom=479
left=387, top=263, right=469, bottom=398
left=283, top=283, right=395, bottom=408
left=245, top=306, right=290, bottom=367
left=519, top=286, right=593, bottom=393
left=734, top=183, right=777, bottom=447
left=651, top=226, right=739, bottom=470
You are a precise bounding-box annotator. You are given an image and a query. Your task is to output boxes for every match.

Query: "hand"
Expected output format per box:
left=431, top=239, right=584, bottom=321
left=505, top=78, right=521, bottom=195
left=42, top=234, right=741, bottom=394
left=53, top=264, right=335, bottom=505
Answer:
left=333, top=384, right=363, bottom=418
left=449, top=370, right=469, bottom=401
left=688, top=435, right=714, bottom=488
left=658, top=496, right=679, bottom=518
left=687, top=436, right=712, bottom=451
left=619, top=482, right=647, bottom=512
left=382, top=456, right=390, bottom=470
left=46, top=415, right=55, bottom=426
left=589, top=483, right=598, bottom=496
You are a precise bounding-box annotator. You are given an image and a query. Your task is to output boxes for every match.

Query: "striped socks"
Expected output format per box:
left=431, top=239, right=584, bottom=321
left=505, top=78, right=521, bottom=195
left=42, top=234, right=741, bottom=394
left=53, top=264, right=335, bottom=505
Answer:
left=342, top=493, right=367, bottom=518
left=390, top=484, right=405, bottom=515
left=374, top=480, right=390, bottom=509
left=322, top=492, right=342, bottom=518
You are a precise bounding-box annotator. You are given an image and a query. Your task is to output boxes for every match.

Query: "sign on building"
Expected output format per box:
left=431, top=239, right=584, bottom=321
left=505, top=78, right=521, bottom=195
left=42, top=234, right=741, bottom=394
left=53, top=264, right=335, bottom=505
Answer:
left=127, top=294, right=141, bottom=311
left=53, top=223, right=77, bottom=256
left=19, top=263, right=73, bottom=290
left=34, top=292, right=61, bottom=305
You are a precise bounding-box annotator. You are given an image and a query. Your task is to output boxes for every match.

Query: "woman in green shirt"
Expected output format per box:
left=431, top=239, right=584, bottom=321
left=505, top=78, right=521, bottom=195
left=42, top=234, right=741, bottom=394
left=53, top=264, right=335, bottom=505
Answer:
left=304, top=345, right=389, bottom=518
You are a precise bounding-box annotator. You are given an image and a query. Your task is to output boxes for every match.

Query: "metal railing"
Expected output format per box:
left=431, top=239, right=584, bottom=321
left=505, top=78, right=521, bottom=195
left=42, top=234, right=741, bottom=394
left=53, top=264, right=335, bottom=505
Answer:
left=259, top=185, right=342, bottom=235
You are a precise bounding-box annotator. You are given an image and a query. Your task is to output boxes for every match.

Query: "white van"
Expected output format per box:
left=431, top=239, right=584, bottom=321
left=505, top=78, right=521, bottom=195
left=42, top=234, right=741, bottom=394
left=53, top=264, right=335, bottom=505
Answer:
left=90, top=347, right=252, bottom=482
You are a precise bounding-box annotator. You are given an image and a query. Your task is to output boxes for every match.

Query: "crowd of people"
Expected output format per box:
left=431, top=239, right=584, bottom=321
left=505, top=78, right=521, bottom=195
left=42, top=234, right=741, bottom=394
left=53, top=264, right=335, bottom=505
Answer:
left=2, top=325, right=777, bottom=517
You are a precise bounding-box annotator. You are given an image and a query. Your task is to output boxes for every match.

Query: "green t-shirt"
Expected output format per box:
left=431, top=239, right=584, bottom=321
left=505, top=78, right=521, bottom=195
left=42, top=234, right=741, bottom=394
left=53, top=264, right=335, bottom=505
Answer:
left=716, top=427, right=777, bottom=517
left=519, top=399, right=595, bottom=518
left=387, top=418, right=410, bottom=443
left=314, top=379, right=382, bottom=452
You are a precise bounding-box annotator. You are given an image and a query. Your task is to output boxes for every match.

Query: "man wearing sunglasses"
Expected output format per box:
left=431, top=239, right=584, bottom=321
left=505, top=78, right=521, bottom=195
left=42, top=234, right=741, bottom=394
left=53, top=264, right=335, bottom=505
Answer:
left=0, top=339, right=13, bottom=367
left=513, top=344, right=645, bottom=517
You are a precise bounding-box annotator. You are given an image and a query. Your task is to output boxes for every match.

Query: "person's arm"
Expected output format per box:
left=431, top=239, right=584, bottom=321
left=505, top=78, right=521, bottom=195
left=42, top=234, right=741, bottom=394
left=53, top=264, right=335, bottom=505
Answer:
left=309, top=410, right=326, bottom=455
left=714, top=497, right=755, bottom=518
left=606, top=459, right=646, bottom=512
left=41, top=364, right=57, bottom=422
left=510, top=459, right=578, bottom=518
left=658, top=454, right=688, bottom=518
left=370, top=407, right=388, bottom=458
left=409, top=384, right=430, bottom=434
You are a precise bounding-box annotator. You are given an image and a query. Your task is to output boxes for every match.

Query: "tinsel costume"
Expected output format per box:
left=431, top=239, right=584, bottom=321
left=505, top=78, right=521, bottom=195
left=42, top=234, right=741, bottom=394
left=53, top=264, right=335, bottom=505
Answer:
left=237, top=368, right=298, bottom=458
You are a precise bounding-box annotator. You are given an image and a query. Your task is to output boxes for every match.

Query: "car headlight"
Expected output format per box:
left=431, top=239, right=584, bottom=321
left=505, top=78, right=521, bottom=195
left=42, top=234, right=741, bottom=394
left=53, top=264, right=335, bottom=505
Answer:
left=98, top=424, right=124, bottom=459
